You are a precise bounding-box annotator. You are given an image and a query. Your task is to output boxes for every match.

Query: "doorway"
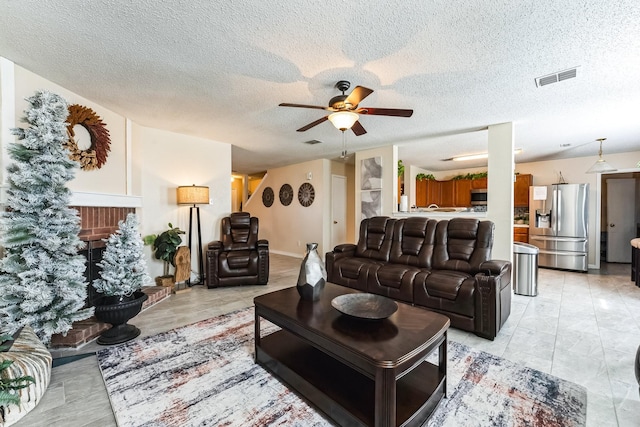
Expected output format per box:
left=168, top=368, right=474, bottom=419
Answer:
left=331, top=175, right=347, bottom=250
left=599, top=172, right=640, bottom=265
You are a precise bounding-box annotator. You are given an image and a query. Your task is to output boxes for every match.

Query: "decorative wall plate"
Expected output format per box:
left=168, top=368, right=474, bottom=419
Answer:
left=298, top=182, right=315, bottom=207
left=262, top=187, right=274, bottom=207
left=64, top=104, right=111, bottom=171
left=279, top=184, right=293, bottom=206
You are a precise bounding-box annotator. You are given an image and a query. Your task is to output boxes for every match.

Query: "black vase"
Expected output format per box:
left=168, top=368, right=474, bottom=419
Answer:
left=94, top=291, right=148, bottom=345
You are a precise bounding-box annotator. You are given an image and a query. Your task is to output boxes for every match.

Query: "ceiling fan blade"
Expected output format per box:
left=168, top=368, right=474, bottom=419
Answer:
left=358, top=107, right=413, bottom=117
left=297, top=116, right=329, bottom=132
left=351, top=121, right=367, bottom=136
left=279, top=103, right=331, bottom=111
left=345, top=86, right=374, bottom=107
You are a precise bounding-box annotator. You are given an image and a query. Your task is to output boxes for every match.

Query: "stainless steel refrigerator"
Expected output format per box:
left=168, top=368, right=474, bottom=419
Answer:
left=528, top=183, right=589, bottom=272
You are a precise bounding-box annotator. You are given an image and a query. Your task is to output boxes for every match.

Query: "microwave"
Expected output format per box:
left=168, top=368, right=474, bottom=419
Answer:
left=470, top=189, right=488, bottom=206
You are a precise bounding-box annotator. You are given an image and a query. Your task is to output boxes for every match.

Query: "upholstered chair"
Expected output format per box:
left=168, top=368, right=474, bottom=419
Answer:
left=206, top=212, right=269, bottom=288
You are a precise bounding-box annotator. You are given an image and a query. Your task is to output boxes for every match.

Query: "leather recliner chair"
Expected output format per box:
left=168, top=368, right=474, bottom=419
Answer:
left=205, top=212, right=269, bottom=288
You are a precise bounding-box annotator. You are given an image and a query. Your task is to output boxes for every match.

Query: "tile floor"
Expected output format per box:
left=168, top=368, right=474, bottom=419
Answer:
left=13, top=254, right=640, bottom=426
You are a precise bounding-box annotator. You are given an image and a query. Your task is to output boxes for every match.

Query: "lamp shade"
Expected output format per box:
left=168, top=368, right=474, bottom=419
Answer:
left=586, top=138, right=617, bottom=174
left=177, top=185, right=209, bottom=205
left=328, top=111, right=359, bottom=131
left=586, top=159, right=617, bottom=174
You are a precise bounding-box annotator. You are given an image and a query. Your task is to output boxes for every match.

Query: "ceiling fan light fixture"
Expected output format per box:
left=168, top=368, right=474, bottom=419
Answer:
left=328, top=111, right=359, bottom=131
left=586, top=138, right=617, bottom=174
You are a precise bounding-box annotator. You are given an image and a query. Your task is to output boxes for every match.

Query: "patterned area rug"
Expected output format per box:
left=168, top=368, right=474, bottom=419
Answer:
left=97, top=308, right=586, bottom=427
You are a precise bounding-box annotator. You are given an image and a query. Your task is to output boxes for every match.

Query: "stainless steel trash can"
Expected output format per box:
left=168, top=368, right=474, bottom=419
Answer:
left=513, top=242, right=539, bottom=296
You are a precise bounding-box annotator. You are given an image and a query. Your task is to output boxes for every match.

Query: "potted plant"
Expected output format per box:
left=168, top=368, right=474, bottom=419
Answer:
left=0, top=332, right=35, bottom=420
left=143, top=223, right=185, bottom=286
left=416, top=173, right=435, bottom=181
left=93, top=213, right=151, bottom=345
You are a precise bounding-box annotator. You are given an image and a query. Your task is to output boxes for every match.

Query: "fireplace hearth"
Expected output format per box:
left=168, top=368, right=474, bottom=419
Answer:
left=48, top=205, right=174, bottom=348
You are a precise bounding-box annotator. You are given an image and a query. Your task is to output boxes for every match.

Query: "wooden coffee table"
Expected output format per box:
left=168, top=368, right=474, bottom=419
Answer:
left=254, top=283, right=450, bottom=427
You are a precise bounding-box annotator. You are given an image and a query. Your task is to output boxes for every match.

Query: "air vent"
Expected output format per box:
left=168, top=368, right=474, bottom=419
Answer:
left=303, top=139, right=322, bottom=145
left=535, top=67, right=579, bottom=87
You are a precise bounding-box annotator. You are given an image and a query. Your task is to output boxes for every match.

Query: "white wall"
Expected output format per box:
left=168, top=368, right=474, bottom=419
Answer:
left=245, top=158, right=329, bottom=257
left=486, top=122, right=515, bottom=261
left=0, top=58, right=233, bottom=282
left=133, top=125, right=231, bottom=279
left=11, top=63, right=129, bottom=195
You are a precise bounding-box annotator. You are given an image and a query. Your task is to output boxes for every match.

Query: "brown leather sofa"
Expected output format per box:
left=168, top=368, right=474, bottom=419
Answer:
left=325, top=216, right=512, bottom=340
left=206, top=212, right=269, bottom=288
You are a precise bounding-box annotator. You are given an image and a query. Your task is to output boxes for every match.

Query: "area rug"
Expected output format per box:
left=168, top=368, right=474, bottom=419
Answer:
left=97, top=308, right=586, bottom=427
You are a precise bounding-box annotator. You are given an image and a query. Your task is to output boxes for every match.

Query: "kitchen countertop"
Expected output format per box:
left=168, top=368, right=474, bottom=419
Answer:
left=394, top=210, right=487, bottom=219
left=514, top=223, right=529, bottom=228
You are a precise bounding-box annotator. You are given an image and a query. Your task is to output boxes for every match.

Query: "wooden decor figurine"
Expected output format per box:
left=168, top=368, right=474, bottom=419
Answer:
left=173, top=246, right=191, bottom=293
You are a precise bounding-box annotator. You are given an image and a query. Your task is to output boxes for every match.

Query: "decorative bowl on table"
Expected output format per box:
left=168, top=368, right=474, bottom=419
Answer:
left=331, top=293, right=398, bottom=320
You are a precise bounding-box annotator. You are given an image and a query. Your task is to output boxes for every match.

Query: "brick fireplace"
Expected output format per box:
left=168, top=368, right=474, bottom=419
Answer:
left=74, top=206, right=135, bottom=308
left=49, top=205, right=171, bottom=348
left=74, top=206, right=136, bottom=242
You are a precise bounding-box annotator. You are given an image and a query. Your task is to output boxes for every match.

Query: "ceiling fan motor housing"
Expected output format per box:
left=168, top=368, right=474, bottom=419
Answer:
left=335, top=80, right=351, bottom=93
left=329, top=94, right=351, bottom=110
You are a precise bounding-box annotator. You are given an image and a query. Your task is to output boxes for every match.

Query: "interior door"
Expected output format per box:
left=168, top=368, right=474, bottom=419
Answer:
left=331, top=175, right=347, bottom=250
left=606, top=178, right=635, bottom=263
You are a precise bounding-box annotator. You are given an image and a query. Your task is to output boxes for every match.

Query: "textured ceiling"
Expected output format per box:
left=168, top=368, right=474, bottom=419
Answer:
left=1, top=0, right=639, bottom=174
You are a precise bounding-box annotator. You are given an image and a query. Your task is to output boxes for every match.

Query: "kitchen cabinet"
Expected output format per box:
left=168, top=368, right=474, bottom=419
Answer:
left=514, top=226, right=529, bottom=243
left=514, top=174, right=532, bottom=207
left=454, top=180, right=472, bottom=207
left=440, top=180, right=455, bottom=207
left=426, top=180, right=441, bottom=206
left=471, top=177, right=487, bottom=189
left=416, top=179, right=427, bottom=207
left=415, top=175, right=498, bottom=207
left=416, top=179, right=441, bottom=207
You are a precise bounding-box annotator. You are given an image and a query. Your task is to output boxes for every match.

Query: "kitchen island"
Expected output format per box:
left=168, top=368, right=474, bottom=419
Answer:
left=393, top=207, right=488, bottom=220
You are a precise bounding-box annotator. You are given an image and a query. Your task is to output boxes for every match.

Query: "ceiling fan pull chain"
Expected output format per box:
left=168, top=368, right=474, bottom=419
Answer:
left=341, top=130, right=348, bottom=160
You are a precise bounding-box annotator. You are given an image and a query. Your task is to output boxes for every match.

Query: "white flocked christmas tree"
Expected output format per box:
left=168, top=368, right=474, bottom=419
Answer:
left=0, top=91, right=93, bottom=344
left=93, top=213, right=150, bottom=298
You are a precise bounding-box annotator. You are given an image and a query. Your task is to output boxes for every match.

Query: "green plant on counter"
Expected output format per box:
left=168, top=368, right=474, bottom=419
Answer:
left=397, top=160, right=405, bottom=177
left=416, top=173, right=435, bottom=181
left=452, top=171, right=488, bottom=180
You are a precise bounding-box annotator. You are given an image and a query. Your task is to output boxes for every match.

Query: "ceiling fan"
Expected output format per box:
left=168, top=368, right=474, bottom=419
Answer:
left=279, top=80, right=413, bottom=136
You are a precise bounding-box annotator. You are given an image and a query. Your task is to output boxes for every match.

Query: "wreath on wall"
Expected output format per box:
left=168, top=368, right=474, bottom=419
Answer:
left=64, top=104, right=111, bottom=170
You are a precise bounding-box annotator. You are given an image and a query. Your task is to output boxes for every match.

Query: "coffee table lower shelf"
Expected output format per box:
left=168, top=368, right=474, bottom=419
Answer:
left=256, top=329, right=445, bottom=427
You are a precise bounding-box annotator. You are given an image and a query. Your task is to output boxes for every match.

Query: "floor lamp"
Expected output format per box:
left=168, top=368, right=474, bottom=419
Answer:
left=177, top=185, right=209, bottom=286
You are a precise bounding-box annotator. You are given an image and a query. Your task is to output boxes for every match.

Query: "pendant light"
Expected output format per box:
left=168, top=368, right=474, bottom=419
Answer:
left=586, top=138, right=617, bottom=174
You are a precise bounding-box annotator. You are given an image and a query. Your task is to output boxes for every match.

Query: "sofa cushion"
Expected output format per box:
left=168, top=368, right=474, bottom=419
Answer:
left=226, top=250, right=252, bottom=269
left=389, top=218, right=437, bottom=268
left=332, top=257, right=386, bottom=291
left=423, top=270, right=470, bottom=300
left=414, top=271, right=476, bottom=317
left=368, top=263, right=420, bottom=303
left=432, top=218, right=494, bottom=273
left=354, top=217, right=395, bottom=261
